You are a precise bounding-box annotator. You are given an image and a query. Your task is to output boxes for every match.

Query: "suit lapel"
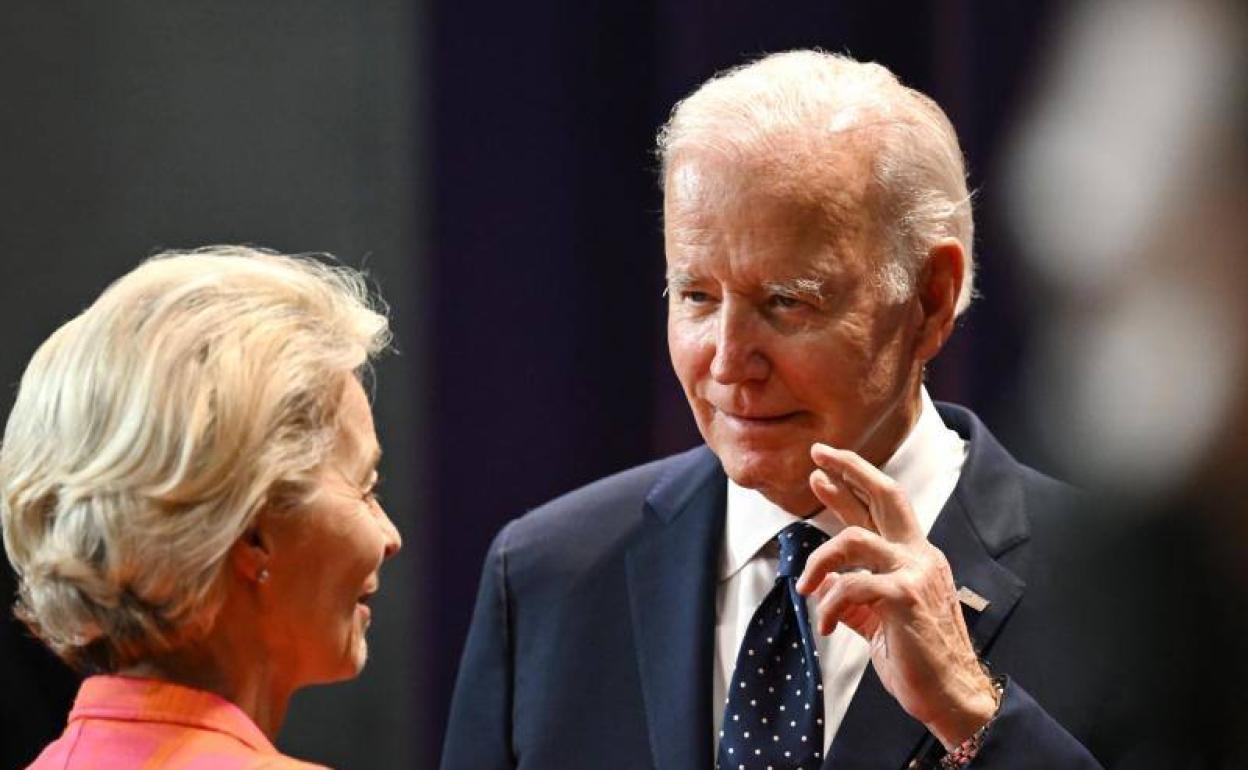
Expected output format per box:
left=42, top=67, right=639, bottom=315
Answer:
left=627, top=447, right=725, bottom=770
left=825, top=405, right=1029, bottom=770
left=932, top=404, right=1029, bottom=659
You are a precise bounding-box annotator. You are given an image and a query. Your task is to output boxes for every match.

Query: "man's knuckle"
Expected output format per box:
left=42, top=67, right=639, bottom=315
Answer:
left=895, top=573, right=924, bottom=606
left=840, top=526, right=870, bottom=547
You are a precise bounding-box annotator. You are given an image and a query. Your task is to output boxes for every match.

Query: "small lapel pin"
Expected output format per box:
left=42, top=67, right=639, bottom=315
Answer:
left=956, top=586, right=990, bottom=612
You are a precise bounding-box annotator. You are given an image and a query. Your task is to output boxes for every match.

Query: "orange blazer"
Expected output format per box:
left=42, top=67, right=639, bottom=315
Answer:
left=27, top=675, right=328, bottom=769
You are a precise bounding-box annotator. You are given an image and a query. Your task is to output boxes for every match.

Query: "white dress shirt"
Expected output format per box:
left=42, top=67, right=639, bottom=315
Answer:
left=712, top=387, right=968, bottom=754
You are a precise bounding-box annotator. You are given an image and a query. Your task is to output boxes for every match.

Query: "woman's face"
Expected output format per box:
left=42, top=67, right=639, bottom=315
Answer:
left=260, top=377, right=402, bottom=686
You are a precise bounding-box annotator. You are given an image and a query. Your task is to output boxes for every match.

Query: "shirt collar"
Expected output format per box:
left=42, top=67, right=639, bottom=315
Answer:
left=720, top=387, right=964, bottom=581
left=68, top=674, right=279, bottom=753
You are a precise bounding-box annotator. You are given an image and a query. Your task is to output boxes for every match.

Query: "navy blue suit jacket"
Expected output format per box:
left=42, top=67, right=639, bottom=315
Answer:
left=442, top=405, right=1132, bottom=769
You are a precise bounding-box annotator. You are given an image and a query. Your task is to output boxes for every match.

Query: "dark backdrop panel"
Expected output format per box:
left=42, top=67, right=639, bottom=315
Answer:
left=429, top=0, right=1062, bottom=762
left=0, top=3, right=424, bottom=768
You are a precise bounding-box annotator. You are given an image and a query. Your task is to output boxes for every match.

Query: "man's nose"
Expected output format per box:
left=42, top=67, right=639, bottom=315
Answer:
left=709, top=299, right=769, bottom=383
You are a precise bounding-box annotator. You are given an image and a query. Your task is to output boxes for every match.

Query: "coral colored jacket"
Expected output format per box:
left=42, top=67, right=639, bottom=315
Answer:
left=27, top=675, right=328, bottom=770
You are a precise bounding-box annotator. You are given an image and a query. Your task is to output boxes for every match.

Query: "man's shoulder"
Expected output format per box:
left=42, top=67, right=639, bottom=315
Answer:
left=1014, top=460, right=1079, bottom=505
left=540, top=444, right=715, bottom=511
left=938, top=401, right=1076, bottom=497
left=499, top=444, right=718, bottom=547
left=937, top=400, right=1084, bottom=554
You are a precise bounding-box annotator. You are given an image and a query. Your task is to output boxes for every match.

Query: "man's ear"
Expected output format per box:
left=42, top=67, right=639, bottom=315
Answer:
left=914, top=238, right=965, bottom=362
left=229, top=516, right=275, bottom=584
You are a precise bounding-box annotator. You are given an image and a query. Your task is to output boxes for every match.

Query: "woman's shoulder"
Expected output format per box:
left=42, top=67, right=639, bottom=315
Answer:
left=25, top=726, right=335, bottom=770
left=249, top=757, right=334, bottom=770
left=25, top=676, right=339, bottom=770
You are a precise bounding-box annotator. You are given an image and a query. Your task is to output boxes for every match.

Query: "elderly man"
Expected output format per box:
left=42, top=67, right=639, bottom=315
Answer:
left=443, top=51, right=1120, bottom=770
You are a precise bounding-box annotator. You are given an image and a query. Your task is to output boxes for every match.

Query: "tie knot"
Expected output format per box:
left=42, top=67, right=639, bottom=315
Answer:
left=776, top=521, right=828, bottom=579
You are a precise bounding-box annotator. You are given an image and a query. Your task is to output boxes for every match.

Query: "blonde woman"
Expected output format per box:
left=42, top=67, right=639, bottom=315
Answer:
left=2, top=246, right=402, bottom=769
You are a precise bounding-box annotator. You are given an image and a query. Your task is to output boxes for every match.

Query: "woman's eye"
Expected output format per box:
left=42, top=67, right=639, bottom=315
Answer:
left=362, top=475, right=383, bottom=504
left=681, top=290, right=712, bottom=303
left=769, top=294, right=803, bottom=309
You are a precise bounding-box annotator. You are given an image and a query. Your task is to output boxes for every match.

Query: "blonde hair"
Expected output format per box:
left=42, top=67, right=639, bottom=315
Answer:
left=657, top=49, right=976, bottom=314
left=1, top=245, right=390, bottom=671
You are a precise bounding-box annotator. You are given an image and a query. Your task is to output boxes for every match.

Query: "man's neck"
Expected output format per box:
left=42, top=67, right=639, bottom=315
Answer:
left=856, top=385, right=924, bottom=469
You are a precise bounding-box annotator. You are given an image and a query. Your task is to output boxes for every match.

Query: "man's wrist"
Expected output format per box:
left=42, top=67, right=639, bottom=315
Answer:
left=936, top=673, right=1006, bottom=769
left=929, top=665, right=1002, bottom=751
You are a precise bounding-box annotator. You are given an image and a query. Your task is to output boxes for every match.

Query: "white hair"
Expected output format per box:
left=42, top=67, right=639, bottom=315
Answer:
left=657, top=49, right=976, bottom=314
left=0, top=245, right=390, bottom=671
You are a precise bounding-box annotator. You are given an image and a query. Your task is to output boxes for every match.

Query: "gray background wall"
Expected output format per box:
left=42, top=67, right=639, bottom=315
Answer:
left=0, top=3, right=426, bottom=767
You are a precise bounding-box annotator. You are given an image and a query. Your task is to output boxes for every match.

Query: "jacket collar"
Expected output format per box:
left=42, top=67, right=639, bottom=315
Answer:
left=69, top=675, right=277, bottom=754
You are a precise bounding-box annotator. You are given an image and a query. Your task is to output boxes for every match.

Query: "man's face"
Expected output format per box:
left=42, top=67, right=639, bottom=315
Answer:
left=664, top=151, right=926, bottom=514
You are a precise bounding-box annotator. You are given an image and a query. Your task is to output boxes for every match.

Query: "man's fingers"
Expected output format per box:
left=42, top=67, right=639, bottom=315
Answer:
left=809, top=468, right=872, bottom=531
left=811, top=443, right=921, bottom=542
left=796, top=526, right=901, bottom=594
left=838, top=604, right=880, bottom=641
left=812, top=570, right=903, bottom=636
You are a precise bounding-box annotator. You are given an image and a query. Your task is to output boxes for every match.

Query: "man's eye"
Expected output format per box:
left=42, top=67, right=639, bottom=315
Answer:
left=681, top=290, right=713, bottom=303
left=768, top=294, right=804, bottom=309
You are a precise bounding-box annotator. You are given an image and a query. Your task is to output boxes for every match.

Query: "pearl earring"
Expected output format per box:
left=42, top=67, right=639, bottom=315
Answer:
left=257, top=568, right=270, bottom=584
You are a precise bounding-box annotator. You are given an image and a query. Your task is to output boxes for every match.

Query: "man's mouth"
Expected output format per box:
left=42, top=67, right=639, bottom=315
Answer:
left=715, top=408, right=801, bottom=426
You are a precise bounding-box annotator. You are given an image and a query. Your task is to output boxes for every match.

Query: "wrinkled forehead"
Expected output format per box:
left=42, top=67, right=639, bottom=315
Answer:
left=662, top=136, right=881, bottom=234
left=662, top=140, right=884, bottom=269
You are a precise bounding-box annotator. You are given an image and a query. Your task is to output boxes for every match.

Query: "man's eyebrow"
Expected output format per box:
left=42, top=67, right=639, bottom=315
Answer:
left=664, top=273, right=829, bottom=299
left=763, top=277, right=826, bottom=300
left=663, top=271, right=699, bottom=297
left=664, top=271, right=697, bottom=290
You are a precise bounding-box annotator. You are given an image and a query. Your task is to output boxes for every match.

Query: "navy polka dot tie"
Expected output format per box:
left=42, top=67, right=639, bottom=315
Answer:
left=718, top=521, right=830, bottom=770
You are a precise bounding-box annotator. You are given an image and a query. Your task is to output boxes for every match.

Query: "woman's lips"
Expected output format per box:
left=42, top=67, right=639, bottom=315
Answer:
left=357, top=584, right=378, bottom=616
left=356, top=589, right=376, bottom=625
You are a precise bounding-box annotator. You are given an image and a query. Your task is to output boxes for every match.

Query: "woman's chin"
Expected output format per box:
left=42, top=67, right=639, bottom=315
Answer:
left=306, top=626, right=371, bottom=685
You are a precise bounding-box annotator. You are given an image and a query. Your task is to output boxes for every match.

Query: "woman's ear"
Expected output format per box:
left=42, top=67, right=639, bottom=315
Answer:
left=230, top=516, right=275, bottom=585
